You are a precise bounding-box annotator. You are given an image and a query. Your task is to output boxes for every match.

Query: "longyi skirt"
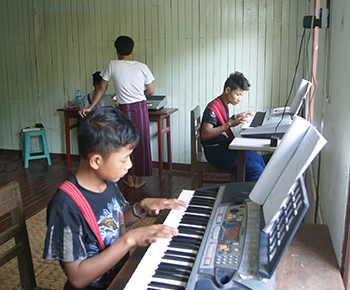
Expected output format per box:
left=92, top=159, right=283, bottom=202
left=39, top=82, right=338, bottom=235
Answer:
left=119, top=100, right=152, bottom=177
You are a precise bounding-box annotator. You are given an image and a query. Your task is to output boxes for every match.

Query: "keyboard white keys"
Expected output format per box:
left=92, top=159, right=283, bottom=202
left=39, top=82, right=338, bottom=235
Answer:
left=123, top=190, right=195, bottom=290
left=123, top=189, right=217, bottom=290
left=241, top=114, right=254, bottom=129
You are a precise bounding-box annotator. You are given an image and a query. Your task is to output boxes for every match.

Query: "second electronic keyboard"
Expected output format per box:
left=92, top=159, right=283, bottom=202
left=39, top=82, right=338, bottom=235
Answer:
left=240, top=108, right=293, bottom=139
left=240, top=79, right=312, bottom=139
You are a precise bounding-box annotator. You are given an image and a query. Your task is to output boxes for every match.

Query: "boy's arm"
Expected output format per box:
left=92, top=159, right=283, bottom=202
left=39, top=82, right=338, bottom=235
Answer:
left=123, top=205, right=145, bottom=226
left=79, top=79, right=109, bottom=117
left=123, top=198, right=187, bottom=226
left=62, top=222, right=178, bottom=289
left=201, top=111, right=254, bottom=141
left=201, top=120, right=240, bottom=141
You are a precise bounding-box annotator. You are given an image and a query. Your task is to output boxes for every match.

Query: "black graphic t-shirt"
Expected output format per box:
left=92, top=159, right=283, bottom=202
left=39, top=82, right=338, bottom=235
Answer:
left=43, top=175, right=129, bottom=288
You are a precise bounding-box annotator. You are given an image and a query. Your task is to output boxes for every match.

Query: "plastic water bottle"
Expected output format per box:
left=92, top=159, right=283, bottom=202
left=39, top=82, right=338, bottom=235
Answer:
left=76, top=90, right=81, bottom=105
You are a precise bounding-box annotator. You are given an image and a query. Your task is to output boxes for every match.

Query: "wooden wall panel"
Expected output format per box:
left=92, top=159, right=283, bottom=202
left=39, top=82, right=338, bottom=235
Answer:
left=0, top=0, right=310, bottom=165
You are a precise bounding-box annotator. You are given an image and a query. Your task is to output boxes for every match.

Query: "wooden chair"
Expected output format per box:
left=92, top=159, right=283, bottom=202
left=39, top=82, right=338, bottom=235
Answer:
left=191, top=106, right=236, bottom=189
left=0, top=181, right=49, bottom=290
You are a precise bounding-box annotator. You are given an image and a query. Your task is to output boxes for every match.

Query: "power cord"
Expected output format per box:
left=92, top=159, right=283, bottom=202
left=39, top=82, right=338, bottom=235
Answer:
left=0, top=157, right=21, bottom=173
left=272, top=28, right=307, bottom=139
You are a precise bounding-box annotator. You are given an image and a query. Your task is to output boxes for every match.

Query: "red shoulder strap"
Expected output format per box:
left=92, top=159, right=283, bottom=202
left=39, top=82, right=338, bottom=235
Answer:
left=59, top=181, right=116, bottom=283
left=59, top=181, right=105, bottom=250
left=207, top=97, right=234, bottom=141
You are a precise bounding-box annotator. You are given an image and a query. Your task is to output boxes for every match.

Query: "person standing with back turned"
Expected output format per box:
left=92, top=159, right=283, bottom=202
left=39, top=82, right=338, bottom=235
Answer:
left=79, top=36, right=154, bottom=189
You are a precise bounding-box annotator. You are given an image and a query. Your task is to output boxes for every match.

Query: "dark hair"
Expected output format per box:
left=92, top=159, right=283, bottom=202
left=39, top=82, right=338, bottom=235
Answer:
left=114, top=36, right=134, bottom=56
left=224, top=71, right=250, bottom=92
left=92, top=71, right=102, bottom=86
left=78, top=107, right=139, bottom=160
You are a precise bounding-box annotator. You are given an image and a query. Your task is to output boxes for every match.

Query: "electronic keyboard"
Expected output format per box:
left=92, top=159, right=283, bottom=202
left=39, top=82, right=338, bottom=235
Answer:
left=122, top=178, right=309, bottom=290
left=240, top=107, right=294, bottom=139
left=240, top=79, right=312, bottom=139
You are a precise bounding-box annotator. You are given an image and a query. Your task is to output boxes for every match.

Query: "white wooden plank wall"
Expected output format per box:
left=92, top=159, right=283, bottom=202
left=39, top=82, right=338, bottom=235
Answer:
left=0, top=0, right=310, bottom=164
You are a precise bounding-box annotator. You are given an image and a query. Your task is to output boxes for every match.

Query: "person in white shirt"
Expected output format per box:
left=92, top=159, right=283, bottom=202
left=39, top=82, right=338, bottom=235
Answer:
left=79, top=36, right=155, bottom=189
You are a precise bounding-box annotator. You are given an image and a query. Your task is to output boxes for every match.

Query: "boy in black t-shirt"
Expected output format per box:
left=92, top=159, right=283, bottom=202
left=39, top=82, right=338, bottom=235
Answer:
left=43, top=106, right=186, bottom=290
left=200, top=72, right=266, bottom=181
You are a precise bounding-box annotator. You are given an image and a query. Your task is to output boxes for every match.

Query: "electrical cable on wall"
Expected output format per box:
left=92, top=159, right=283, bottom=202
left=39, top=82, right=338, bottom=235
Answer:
left=272, top=28, right=308, bottom=138
left=314, top=5, right=331, bottom=223
left=298, top=2, right=330, bottom=223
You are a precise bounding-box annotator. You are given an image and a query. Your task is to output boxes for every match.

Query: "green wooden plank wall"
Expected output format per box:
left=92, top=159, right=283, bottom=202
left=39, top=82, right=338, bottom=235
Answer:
left=0, top=0, right=311, bottom=164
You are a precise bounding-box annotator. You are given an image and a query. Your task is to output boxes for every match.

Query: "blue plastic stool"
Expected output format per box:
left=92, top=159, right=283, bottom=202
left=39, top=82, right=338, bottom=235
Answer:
left=22, top=129, right=51, bottom=168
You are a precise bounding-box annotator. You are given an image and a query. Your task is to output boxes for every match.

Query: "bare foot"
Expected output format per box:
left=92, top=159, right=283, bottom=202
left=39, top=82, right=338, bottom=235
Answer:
left=123, top=176, right=135, bottom=187
left=134, top=176, right=146, bottom=189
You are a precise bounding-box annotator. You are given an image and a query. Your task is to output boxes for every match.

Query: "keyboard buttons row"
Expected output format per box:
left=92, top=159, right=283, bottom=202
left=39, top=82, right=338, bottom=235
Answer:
left=204, top=242, right=216, bottom=265
left=216, top=254, right=240, bottom=265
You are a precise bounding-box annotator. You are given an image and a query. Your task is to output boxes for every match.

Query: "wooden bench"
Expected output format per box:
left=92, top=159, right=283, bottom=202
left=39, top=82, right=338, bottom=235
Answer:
left=276, top=223, right=344, bottom=290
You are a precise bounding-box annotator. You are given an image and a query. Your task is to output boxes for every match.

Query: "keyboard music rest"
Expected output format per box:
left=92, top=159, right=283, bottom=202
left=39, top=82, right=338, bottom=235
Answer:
left=249, top=111, right=266, bottom=127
